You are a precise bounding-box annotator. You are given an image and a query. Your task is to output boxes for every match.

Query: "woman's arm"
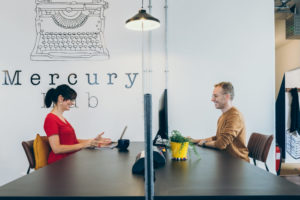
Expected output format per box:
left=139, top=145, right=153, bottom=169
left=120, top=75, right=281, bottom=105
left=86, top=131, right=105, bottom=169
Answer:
left=48, top=135, right=95, bottom=154
left=77, top=139, right=92, bottom=143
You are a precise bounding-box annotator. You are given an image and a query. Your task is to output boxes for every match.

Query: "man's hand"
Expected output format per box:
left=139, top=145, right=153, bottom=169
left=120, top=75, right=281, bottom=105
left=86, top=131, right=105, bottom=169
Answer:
left=198, top=140, right=206, bottom=146
left=187, top=136, right=201, bottom=144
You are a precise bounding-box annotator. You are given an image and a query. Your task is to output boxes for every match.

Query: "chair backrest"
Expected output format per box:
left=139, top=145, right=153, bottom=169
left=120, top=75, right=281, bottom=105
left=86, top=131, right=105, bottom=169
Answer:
left=247, top=132, right=274, bottom=163
left=22, top=135, right=50, bottom=174
left=22, top=140, right=35, bottom=171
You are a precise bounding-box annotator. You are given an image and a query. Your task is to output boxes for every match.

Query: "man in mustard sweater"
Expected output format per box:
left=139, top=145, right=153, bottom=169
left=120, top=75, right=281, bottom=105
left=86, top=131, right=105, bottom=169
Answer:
left=191, top=82, right=250, bottom=162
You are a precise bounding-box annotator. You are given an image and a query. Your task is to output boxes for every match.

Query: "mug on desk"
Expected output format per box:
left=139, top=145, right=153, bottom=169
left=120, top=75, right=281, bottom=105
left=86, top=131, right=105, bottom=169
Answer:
left=117, top=139, right=130, bottom=151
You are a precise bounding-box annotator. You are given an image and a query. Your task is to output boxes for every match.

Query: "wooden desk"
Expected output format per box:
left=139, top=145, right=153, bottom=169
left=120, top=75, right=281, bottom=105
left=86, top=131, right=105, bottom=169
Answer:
left=0, top=142, right=300, bottom=199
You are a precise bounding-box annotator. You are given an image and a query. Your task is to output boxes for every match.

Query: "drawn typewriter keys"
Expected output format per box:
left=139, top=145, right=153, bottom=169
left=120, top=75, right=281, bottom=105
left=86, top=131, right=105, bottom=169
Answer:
left=31, top=0, right=109, bottom=61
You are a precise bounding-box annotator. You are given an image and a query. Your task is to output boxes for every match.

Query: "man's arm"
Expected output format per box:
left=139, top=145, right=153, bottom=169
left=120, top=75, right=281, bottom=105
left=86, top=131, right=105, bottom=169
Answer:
left=204, top=113, right=242, bottom=150
left=190, top=136, right=216, bottom=144
left=199, top=140, right=217, bottom=148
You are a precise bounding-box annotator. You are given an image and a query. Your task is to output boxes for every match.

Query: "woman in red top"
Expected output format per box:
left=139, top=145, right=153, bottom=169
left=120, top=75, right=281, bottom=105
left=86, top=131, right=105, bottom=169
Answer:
left=44, top=84, right=111, bottom=164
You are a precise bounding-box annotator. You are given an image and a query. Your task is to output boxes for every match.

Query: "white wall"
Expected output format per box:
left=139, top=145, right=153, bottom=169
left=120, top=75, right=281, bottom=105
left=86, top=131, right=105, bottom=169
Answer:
left=0, top=0, right=275, bottom=186
left=168, top=0, right=275, bottom=172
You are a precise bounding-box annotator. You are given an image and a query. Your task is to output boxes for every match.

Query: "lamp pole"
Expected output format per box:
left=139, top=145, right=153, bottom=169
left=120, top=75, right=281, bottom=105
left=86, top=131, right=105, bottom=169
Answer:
left=125, top=2, right=160, bottom=200
left=142, top=21, right=154, bottom=200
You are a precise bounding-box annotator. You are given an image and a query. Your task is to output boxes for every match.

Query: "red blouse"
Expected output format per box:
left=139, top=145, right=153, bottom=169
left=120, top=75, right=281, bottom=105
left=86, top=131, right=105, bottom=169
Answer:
left=44, top=113, right=79, bottom=164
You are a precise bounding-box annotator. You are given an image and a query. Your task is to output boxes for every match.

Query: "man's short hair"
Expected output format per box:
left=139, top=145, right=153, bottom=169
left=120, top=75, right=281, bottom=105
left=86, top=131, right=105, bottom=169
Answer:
left=214, top=82, right=234, bottom=100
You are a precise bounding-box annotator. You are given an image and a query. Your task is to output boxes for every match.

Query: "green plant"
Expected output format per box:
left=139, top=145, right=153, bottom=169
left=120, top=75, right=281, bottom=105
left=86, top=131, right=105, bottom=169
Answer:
left=169, top=130, right=200, bottom=158
left=170, top=130, right=190, bottom=143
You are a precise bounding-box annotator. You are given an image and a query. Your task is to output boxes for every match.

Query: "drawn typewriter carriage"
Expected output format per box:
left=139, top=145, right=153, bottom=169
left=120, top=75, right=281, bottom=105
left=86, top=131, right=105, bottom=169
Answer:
left=31, top=0, right=109, bottom=61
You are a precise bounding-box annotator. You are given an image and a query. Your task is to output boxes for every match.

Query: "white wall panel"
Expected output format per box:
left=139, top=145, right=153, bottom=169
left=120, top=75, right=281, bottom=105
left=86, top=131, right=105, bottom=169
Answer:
left=0, top=0, right=275, bottom=186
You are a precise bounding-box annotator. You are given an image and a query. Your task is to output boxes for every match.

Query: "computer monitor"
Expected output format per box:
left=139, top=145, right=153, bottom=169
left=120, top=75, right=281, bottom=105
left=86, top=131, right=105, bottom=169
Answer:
left=153, top=89, right=169, bottom=146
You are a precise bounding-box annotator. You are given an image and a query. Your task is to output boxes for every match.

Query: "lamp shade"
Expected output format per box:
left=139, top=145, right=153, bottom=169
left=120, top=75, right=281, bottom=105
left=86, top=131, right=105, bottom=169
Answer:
left=125, top=9, right=160, bottom=31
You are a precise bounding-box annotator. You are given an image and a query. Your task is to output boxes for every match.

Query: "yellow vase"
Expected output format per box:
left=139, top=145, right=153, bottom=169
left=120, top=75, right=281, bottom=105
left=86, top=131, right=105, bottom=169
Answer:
left=170, top=141, right=189, bottom=160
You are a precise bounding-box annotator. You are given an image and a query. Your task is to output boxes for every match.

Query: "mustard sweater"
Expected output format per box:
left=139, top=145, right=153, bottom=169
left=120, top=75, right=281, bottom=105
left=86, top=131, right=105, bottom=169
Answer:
left=213, top=107, right=250, bottom=162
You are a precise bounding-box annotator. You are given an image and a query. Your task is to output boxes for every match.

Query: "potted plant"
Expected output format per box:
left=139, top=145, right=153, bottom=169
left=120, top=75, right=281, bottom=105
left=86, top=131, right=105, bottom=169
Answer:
left=169, top=130, right=199, bottom=161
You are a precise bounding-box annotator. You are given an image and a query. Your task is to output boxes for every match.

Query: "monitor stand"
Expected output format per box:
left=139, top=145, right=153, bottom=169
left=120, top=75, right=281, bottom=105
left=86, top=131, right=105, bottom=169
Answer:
left=153, top=135, right=168, bottom=155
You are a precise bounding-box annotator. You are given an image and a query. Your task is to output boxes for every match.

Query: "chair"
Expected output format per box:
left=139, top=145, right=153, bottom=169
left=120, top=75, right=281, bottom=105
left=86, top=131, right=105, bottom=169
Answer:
left=22, top=135, right=50, bottom=174
left=247, top=132, right=274, bottom=172
left=22, top=140, right=35, bottom=174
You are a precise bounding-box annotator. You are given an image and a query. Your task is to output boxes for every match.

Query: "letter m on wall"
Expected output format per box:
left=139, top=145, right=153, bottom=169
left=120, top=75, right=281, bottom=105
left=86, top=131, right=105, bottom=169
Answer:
left=2, top=70, right=22, bottom=85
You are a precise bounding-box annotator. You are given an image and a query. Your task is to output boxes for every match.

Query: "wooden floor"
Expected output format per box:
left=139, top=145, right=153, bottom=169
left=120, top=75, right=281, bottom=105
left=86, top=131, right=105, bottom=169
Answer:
left=279, top=163, right=300, bottom=176
left=283, top=176, right=300, bottom=186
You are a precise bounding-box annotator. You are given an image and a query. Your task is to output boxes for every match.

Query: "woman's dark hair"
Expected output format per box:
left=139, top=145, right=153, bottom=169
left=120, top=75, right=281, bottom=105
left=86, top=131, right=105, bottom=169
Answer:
left=44, top=84, right=77, bottom=108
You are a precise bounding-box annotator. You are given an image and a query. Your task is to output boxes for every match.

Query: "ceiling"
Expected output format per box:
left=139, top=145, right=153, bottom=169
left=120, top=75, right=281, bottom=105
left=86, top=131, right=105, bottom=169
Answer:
left=275, top=0, right=295, bottom=19
left=275, top=0, right=296, bottom=48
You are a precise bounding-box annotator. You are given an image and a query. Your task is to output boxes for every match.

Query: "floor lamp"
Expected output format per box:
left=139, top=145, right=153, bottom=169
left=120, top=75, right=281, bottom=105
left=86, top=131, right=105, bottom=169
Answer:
left=125, top=2, right=160, bottom=200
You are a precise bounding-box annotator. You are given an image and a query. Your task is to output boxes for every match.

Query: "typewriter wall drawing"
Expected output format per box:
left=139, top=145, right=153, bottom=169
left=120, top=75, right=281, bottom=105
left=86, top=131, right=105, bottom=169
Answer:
left=31, top=0, right=109, bottom=61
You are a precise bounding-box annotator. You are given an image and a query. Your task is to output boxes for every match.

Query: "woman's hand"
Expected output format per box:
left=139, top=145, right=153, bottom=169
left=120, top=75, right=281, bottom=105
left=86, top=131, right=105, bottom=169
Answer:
left=95, top=132, right=112, bottom=147
left=81, top=139, right=98, bottom=148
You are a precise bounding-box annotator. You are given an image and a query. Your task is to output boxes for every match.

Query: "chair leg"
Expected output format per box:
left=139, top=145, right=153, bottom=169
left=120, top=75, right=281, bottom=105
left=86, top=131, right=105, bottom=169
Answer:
left=27, top=166, right=30, bottom=174
left=253, top=159, right=256, bottom=166
left=265, top=163, right=269, bottom=172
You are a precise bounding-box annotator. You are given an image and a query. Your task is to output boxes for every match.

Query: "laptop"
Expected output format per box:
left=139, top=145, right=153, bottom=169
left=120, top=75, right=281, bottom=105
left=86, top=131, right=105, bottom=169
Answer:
left=108, top=126, right=127, bottom=148
left=91, top=126, right=127, bottom=149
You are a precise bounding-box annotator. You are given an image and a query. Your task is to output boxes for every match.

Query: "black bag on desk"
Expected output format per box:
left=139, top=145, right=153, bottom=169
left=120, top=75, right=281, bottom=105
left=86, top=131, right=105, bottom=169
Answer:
left=132, top=148, right=166, bottom=174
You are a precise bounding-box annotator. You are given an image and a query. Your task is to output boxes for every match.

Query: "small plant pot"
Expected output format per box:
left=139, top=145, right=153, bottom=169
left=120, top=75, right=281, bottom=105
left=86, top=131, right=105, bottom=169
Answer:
left=170, top=141, right=189, bottom=161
